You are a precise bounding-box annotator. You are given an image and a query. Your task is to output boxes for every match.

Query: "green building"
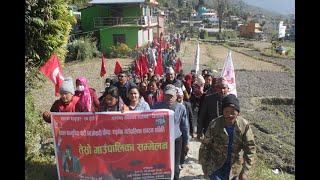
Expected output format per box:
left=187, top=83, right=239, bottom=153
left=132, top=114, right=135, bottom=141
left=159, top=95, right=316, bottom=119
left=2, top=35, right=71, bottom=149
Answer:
left=80, top=0, right=163, bottom=55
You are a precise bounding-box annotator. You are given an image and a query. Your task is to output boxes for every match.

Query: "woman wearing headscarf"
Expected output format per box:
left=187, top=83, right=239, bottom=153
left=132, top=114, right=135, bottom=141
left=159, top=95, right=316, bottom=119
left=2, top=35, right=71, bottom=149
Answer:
left=75, top=76, right=100, bottom=112
left=42, top=77, right=89, bottom=123
left=127, top=86, right=150, bottom=111
left=99, top=86, right=129, bottom=112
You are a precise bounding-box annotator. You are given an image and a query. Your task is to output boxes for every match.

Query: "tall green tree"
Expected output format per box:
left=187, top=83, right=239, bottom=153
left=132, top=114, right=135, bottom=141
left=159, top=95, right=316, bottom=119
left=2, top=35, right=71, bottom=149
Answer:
left=214, top=0, right=230, bottom=33
left=25, top=0, right=76, bottom=91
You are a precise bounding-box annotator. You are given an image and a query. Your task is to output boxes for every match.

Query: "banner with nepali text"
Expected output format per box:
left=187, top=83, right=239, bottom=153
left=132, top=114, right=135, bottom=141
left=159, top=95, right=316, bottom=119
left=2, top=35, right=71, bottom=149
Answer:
left=51, top=110, right=175, bottom=180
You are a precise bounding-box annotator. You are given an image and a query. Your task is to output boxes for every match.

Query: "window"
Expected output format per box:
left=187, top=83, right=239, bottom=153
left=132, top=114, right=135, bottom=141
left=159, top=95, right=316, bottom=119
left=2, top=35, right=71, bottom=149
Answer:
left=113, top=34, right=126, bottom=45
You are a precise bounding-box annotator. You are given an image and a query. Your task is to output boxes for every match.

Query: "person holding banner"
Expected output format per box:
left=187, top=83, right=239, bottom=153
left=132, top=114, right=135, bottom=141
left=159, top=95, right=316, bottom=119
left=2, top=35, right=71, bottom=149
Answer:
left=42, top=77, right=89, bottom=123
left=99, top=86, right=129, bottom=112
left=151, top=84, right=190, bottom=180
left=199, top=94, right=256, bottom=180
left=127, top=86, right=150, bottom=111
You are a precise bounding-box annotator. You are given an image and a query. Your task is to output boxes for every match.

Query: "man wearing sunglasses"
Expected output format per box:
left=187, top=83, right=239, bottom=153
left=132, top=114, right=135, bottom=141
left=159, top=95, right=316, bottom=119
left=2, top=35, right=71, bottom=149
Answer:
left=113, top=71, right=136, bottom=106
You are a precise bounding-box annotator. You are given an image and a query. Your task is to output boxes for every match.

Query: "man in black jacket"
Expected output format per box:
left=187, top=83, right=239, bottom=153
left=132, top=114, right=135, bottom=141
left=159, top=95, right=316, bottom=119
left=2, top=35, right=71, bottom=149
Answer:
left=197, top=77, right=229, bottom=140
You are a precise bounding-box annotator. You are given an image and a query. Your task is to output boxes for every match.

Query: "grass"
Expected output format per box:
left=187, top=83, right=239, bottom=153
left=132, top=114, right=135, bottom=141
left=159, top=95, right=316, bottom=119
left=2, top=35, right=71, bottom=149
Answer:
left=248, top=157, right=295, bottom=180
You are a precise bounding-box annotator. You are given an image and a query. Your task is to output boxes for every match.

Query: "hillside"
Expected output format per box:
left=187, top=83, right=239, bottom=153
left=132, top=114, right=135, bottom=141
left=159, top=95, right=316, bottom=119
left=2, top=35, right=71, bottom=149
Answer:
left=159, top=0, right=288, bottom=20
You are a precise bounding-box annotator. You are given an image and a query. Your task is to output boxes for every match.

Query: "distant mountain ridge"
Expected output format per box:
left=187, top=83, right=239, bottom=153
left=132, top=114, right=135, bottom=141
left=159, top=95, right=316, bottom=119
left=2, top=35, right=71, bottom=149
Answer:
left=242, top=0, right=295, bottom=15
left=161, top=0, right=293, bottom=19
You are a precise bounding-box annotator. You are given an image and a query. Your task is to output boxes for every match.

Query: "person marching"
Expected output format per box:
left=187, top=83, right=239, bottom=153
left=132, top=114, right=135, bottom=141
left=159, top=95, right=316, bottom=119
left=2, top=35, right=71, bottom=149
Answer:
left=199, top=94, right=256, bottom=180
left=42, top=77, right=88, bottom=123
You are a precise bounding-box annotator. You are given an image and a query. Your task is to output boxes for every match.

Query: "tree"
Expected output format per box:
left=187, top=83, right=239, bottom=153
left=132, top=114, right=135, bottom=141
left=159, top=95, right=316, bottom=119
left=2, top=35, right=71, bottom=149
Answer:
left=214, top=0, right=231, bottom=33
left=25, top=0, right=76, bottom=91
left=198, top=0, right=205, bottom=6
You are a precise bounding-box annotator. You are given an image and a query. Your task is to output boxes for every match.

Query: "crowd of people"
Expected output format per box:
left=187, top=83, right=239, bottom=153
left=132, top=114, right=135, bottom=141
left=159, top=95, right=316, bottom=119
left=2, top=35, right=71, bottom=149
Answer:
left=42, top=30, right=256, bottom=180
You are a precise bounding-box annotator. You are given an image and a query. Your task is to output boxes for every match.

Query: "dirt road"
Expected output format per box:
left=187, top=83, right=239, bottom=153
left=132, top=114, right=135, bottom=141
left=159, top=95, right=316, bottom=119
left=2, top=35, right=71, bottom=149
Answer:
left=32, top=40, right=295, bottom=179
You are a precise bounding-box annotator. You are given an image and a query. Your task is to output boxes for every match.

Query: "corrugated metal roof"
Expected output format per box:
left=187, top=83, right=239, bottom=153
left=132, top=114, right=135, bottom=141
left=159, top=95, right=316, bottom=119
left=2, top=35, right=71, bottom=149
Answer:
left=89, top=0, right=145, bottom=4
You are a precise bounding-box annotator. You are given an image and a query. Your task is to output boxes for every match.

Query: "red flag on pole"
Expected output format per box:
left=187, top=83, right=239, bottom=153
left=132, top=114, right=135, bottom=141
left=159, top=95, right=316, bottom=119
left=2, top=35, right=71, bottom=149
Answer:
left=220, top=50, right=237, bottom=96
left=134, top=59, right=141, bottom=79
left=155, top=44, right=163, bottom=75
left=114, top=61, right=123, bottom=75
left=100, top=53, right=107, bottom=77
left=174, top=58, right=183, bottom=72
left=138, top=52, right=149, bottom=77
left=40, top=54, right=64, bottom=97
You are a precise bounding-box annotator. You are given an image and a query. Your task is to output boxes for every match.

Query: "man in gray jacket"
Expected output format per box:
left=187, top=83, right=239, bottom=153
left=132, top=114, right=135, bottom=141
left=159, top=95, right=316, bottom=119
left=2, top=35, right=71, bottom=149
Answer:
left=152, top=84, right=190, bottom=180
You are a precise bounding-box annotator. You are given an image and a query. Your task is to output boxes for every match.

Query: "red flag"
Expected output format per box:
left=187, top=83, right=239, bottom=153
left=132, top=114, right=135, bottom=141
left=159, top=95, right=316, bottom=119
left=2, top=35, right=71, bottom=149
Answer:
left=134, top=59, right=141, bottom=78
left=100, top=53, right=107, bottom=77
left=174, top=58, right=183, bottom=72
left=39, top=54, right=64, bottom=97
left=134, top=42, right=138, bottom=50
left=114, top=61, right=123, bottom=75
left=139, top=52, right=149, bottom=76
left=155, top=44, right=163, bottom=75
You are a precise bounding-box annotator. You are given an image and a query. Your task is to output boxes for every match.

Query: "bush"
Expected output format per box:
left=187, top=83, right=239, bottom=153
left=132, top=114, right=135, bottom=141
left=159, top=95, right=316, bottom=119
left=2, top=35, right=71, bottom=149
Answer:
left=217, top=30, right=239, bottom=40
left=199, top=29, right=208, bottom=39
left=66, top=36, right=99, bottom=61
left=25, top=92, right=57, bottom=179
left=108, top=43, right=133, bottom=58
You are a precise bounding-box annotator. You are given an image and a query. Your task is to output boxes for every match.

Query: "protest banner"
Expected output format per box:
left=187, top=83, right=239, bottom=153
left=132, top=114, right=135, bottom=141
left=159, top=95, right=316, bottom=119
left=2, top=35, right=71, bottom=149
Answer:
left=51, top=110, right=175, bottom=180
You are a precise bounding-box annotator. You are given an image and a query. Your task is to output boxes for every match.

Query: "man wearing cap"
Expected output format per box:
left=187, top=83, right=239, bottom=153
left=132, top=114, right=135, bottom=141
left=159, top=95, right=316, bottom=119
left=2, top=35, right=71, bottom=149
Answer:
left=199, top=94, right=256, bottom=180
left=42, top=77, right=89, bottom=123
left=197, top=77, right=229, bottom=139
left=151, top=84, right=190, bottom=180
left=113, top=71, right=137, bottom=106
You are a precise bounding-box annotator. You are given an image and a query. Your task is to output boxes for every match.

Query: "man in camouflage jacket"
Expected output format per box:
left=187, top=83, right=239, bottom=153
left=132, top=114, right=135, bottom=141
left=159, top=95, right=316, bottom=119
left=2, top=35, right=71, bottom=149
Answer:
left=199, top=94, right=256, bottom=180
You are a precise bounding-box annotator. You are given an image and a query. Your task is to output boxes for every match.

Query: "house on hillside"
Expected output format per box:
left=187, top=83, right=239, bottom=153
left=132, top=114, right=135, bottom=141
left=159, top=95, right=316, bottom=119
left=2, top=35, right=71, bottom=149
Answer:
left=79, top=0, right=163, bottom=55
left=239, top=22, right=263, bottom=39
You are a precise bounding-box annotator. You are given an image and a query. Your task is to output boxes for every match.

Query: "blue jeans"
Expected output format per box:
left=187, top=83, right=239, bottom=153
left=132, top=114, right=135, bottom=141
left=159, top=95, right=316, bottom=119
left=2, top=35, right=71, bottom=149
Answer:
left=209, top=163, right=237, bottom=180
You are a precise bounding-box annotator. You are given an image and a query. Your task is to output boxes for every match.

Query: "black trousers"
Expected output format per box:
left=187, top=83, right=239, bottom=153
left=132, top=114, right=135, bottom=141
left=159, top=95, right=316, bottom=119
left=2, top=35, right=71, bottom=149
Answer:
left=180, top=140, right=186, bottom=165
left=174, top=136, right=182, bottom=180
